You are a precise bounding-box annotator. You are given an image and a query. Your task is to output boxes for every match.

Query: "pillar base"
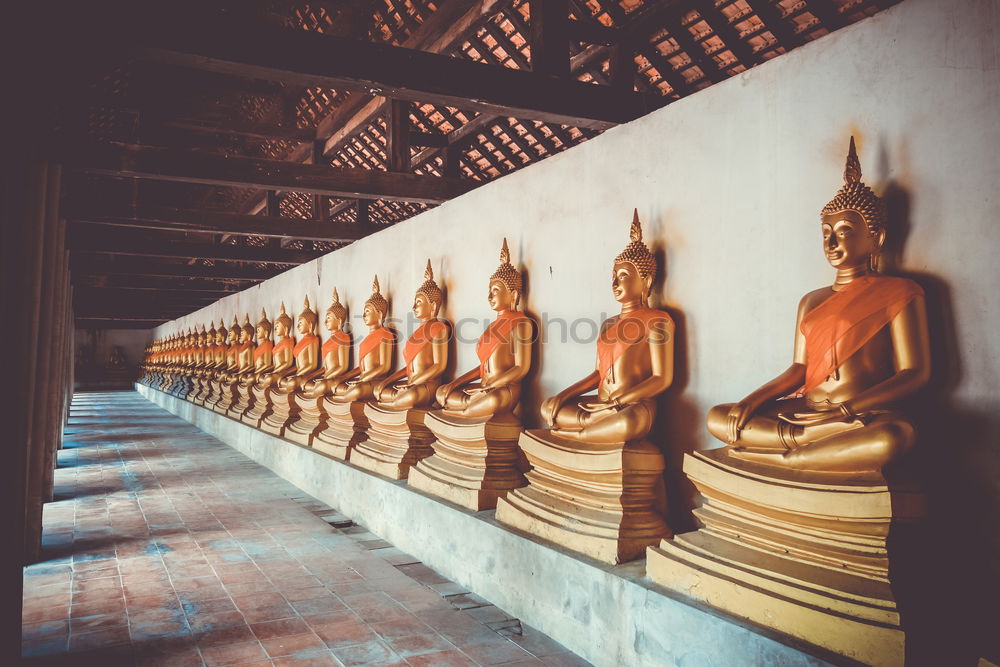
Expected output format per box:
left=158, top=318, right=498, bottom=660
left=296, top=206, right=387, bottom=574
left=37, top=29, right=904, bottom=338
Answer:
left=495, top=430, right=670, bottom=565
left=350, top=404, right=435, bottom=480
left=646, top=447, right=922, bottom=667
left=408, top=411, right=525, bottom=511
left=310, top=398, right=368, bottom=459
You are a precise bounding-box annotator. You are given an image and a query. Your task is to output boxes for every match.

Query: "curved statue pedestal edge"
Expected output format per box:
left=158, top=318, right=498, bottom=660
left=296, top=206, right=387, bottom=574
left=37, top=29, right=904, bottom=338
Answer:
left=260, top=387, right=299, bottom=436
left=494, top=429, right=670, bottom=565
left=212, top=379, right=240, bottom=415
left=241, top=385, right=271, bottom=428
left=645, top=446, right=923, bottom=667
left=282, top=393, right=325, bottom=447
left=350, top=403, right=435, bottom=480
left=408, top=411, right=526, bottom=511
left=309, top=398, right=370, bottom=460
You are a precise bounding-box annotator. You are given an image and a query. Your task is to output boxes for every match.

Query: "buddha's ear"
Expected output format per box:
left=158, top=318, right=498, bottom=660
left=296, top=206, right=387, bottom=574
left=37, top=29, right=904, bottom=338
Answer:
left=511, top=289, right=521, bottom=308
left=643, top=275, right=654, bottom=296
left=872, top=228, right=886, bottom=253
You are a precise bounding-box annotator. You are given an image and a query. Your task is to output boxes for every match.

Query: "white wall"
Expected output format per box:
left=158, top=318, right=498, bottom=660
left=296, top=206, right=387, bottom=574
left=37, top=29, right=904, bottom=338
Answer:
left=158, top=0, right=1000, bottom=442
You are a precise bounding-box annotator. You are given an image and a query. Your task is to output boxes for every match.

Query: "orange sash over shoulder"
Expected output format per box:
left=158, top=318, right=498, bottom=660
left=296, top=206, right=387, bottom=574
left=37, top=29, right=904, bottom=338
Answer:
left=597, top=308, right=672, bottom=383
left=359, top=327, right=394, bottom=361
left=800, top=275, right=922, bottom=392
left=238, top=342, right=252, bottom=353
left=322, top=331, right=351, bottom=357
left=293, top=334, right=318, bottom=357
left=476, top=311, right=529, bottom=377
left=273, top=337, right=294, bottom=357
left=404, top=321, right=448, bottom=368
left=253, top=340, right=273, bottom=361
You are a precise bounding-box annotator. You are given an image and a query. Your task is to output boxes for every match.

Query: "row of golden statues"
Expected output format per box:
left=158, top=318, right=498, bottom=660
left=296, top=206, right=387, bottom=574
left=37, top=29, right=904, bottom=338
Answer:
left=138, top=139, right=928, bottom=666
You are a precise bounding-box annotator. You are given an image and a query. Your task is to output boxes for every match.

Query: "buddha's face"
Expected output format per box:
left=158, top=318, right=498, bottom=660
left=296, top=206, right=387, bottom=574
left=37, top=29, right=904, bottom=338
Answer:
left=413, top=293, right=435, bottom=320
left=256, top=324, right=269, bottom=341
left=325, top=310, right=342, bottom=332
left=239, top=329, right=249, bottom=344
left=822, top=211, right=881, bottom=269
left=363, top=304, right=380, bottom=327
left=275, top=320, right=288, bottom=337
left=612, top=262, right=650, bottom=304
left=215, top=331, right=225, bottom=345
left=296, top=316, right=310, bottom=335
left=487, top=280, right=516, bottom=312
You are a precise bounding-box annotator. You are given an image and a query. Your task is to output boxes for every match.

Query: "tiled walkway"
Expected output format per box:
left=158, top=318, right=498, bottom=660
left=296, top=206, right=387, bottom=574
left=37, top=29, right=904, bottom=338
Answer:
left=22, top=391, right=589, bottom=667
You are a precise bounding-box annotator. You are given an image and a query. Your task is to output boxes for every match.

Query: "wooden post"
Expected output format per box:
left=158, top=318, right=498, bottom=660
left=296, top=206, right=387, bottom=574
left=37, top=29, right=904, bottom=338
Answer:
left=388, top=99, right=413, bottom=173
left=356, top=199, right=370, bottom=226
left=531, top=0, right=570, bottom=77
left=312, top=139, right=330, bottom=220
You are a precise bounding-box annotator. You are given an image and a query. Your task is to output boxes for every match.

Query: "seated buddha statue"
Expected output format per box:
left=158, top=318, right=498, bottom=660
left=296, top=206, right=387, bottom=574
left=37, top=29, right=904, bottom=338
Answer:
left=244, top=310, right=274, bottom=386
left=435, top=238, right=533, bottom=419
left=373, top=260, right=450, bottom=409
left=300, top=289, right=353, bottom=398
left=234, top=315, right=256, bottom=376
left=709, top=138, right=930, bottom=472
left=240, top=309, right=276, bottom=425
left=330, top=276, right=395, bottom=402
left=276, top=297, right=321, bottom=393
left=540, top=210, right=675, bottom=443
left=255, top=303, right=295, bottom=389
left=222, top=316, right=241, bottom=379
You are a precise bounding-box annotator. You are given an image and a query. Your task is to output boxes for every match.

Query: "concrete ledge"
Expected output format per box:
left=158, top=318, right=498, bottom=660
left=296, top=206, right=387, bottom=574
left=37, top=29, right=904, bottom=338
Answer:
left=136, top=384, right=831, bottom=667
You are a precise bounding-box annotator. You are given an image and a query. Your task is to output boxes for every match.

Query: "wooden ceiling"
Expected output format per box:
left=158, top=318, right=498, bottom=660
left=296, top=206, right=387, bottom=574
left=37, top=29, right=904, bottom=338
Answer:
left=50, top=0, right=898, bottom=328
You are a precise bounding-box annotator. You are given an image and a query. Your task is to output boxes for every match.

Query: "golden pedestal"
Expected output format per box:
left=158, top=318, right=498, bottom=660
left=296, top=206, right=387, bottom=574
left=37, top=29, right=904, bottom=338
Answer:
left=203, top=379, right=224, bottom=408
left=191, top=376, right=210, bottom=405
left=495, top=430, right=670, bottom=565
left=241, top=385, right=271, bottom=428
left=228, top=382, right=254, bottom=419
left=282, top=394, right=322, bottom=446
left=260, top=389, right=297, bottom=436
left=310, top=399, right=369, bottom=459
left=646, top=447, right=922, bottom=667
left=212, top=379, right=239, bottom=415
left=407, top=412, right=525, bottom=511
left=350, top=404, right=435, bottom=480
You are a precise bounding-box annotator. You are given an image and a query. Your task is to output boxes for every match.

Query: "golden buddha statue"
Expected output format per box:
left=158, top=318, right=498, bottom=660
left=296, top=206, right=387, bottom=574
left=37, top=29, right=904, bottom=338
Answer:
left=709, top=137, right=929, bottom=472
left=496, top=211, right=674, bottom=564
left=206, top=318, right=239, bottom=409
left=213, top=317, right=244, bottom=414
left=257, top=303, right=295, bottom=389
left=262, top=297, right=321, bottom=435
left=538, top=211, right=674, bottom=442
left=233, top=310, right=272, bottom=420
left=373, top=260, right=450, bottom=409
left=435, top=239, right=533, bottom=419
left=283, top=289, right=353, bottom=446
left=226, top=315, right=257, bottom=417
left=410, top=239, right=535, bottom=510
left=241, top=308, right=279, bottom=427
left=310, top=277, right=395, bottom=456
left=193, top=322, right=220, bottom=404
left=646, top=139, right=929, bottom=665
left=299, top=289, right=352, bottom=398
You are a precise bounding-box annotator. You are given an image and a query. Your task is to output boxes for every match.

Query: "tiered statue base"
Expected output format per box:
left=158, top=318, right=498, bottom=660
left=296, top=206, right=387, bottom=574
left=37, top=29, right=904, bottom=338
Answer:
left=241, top=385, right=271, bottom=428
left=191, top=375, right=212, bottom=405
left=309, top=399, right=369, bottom=459
left=212, top=379, right=239, bottom=414
left=350, top=404, right=435, bottom=480
left=260, top=388, right=297, bottom=436
left=646, top=447, right=923, bottom=667
left=408, top=412, right=525, bottom=511
left=495, top=430, right=670, bottom=565
left=282, top=393, right=325, bottom=447
left=229, top=382, right=254, bottom=419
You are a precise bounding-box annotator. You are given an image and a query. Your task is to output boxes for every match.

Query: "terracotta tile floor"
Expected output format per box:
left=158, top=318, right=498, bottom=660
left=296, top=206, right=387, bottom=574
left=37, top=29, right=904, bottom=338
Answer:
left=22, top=391, right=590, bottom=667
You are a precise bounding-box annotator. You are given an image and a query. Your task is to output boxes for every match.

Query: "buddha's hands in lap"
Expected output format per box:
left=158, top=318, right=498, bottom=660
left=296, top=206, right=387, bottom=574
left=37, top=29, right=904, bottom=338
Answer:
left=726, top=401, right=757, bottom=444
left=778, top=407, right=859, bottom=427
left=579, top=400, right=622, bottom=414
left=540, top=396, right=564, bottom=427
left=463, top=385, right=492, bottom=395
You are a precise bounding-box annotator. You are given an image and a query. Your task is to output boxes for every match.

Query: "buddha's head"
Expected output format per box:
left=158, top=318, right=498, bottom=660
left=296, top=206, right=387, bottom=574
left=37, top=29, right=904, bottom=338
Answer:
left=196, top=326, right=206, bottom=346
left=228, top=316, right=241, bottom=345
left=325, top=288, right=347, bottom=332
left=364, top=275, right=388, bottom=328
left=488, top=238, right=522, bottom=312
left=256, top=308, right=272, bottom=342
left=612, top=209, right=656, bottom=304
left=214, top=320, right=226, bottom=345
left=820, top=137, right=887, bottom=272
left=413, top=259, right=442, bottom=320
left=274, top=302, right=293, bottom=338
left=240, top=315, right=254, bottom=345
left=298, top=296, right=318, bottom=336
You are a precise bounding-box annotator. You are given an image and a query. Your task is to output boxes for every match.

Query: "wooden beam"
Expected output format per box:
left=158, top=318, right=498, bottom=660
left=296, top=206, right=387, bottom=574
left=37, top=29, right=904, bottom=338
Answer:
left=409, top=131, right=449, bottom=148
left=68, top=205, right=380, bottom=242
left=67, top=143, right=472, bottom=205
left=139, top=15, right=647, bottom=131
left=68, top=231, right=322, bottom=264
left=158, top=118, right=315, bottom=143
left=566, top=18, right=621, bottom=46
left=75, top=286, right=225, bottom=301
left=73, top=274, right=246, bottom=293
left=70, top=256, right=279, bottom=280
left=531, top=0, right=571, bottom=77
left=75, top=317, right=169, bottom=329
left=743, top=0, right=804, bottom=49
